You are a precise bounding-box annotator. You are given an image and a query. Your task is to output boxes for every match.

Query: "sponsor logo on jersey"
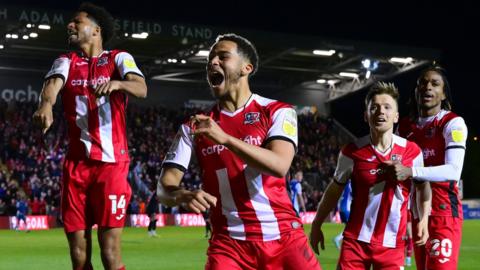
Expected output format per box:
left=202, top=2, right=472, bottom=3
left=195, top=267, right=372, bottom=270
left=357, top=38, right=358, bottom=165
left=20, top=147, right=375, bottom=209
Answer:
left=201, top=144, right=226, bottom=156
left=75, top=61, right=88, bottom=66
left=201, top=135, right=262, bottom=156
left=243, top=135, right=262, bottom=146
left=369, top=168, right=385, bottom=175
left=97, top=56, right=109, bottom=66
left=423, top=148, right=436, bottom=159
left=366, top=155, right=376, bottom=162
left=70, top=75, right=110, bottom=88
left=244, top=112, right=260, bottom=124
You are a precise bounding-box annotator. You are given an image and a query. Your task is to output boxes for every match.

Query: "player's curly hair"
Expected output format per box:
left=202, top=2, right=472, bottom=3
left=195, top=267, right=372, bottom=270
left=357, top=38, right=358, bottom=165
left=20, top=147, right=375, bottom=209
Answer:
left=213, top=33, right=259, bottom=76
left=77, top=2, right=115, bottom=45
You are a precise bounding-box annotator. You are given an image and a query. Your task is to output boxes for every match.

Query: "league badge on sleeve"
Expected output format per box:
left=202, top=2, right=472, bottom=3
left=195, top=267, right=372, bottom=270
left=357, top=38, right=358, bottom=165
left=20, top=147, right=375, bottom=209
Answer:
left=451, top=129, right=464, bottom=143
left=282, top=109, right=297, bottom=137
left=124, top=58, right=137, bottom=69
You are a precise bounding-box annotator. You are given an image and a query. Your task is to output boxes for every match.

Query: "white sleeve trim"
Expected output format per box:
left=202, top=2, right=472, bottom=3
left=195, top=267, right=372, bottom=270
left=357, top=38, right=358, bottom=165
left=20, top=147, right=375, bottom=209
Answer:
left=443, top=116, right=468, bottom=148
left=45, top=57, right=70, bottom=86
left=114, top=52, right=144, bottom=79
left=334, top=152, right=353, bottom=184
left=266, top=107, right=298, bottom=147
left=162, top=124, right=193, bottom=170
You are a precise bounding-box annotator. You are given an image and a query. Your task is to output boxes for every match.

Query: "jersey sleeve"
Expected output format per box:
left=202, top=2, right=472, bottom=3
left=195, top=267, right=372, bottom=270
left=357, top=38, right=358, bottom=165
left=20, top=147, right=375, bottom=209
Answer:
left=412, top=117, right=467, bottom=182
left=162, top=124, right=193, bottom=172
left=443, top=116, right=468, bottom=149
left=333, top=150, right=353, bottom=185
left=266, top=107, right=298, bottom=149
left=45, top=56, right=71, bottom=86
left=114, top=52, right=144, bottom=78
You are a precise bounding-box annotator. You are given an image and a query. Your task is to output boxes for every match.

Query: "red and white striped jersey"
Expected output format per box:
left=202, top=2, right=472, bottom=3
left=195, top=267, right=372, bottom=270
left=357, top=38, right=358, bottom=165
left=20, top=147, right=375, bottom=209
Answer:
left=398, top=110, right=467, bottom=218
left=163, top=94, right=301, bottom=241
left=335, top=134, right=423, bottom=248
left=45, top=50, right=143, bottom=162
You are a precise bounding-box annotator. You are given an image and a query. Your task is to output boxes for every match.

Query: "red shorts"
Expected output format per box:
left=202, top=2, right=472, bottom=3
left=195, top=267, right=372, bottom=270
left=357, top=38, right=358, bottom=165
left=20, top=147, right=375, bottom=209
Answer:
left=62, top=159, right=131, bottom=232
left=413, top=216, right=462, bottom=270
left=205, top=229, right=321, bottom=270
left=338, top=237, right=404, bottom=270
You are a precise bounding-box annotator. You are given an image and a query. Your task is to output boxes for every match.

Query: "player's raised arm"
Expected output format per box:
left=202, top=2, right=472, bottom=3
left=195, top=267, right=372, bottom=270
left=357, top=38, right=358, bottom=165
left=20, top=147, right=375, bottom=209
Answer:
left=32, top=77, right=64, bottom=134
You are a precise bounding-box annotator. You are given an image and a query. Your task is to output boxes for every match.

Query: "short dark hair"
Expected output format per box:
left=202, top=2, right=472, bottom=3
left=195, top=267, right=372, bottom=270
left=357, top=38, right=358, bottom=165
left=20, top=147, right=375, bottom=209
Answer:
left=365, top=81, right=400, bottom=108
left=77, top=2, right=115, bottom=45
left=214, top=33, right=259, bottom=76
left=408, top=65, right=453, bottom=119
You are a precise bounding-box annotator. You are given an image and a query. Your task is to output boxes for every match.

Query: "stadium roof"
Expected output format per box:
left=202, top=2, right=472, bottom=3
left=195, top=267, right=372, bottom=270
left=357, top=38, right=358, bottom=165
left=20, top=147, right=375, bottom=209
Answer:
left=0, top=4, right=440, bottom=103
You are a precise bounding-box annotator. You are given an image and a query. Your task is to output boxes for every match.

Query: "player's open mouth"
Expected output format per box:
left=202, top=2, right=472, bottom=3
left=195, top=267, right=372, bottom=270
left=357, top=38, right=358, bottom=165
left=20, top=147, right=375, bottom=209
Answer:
left=209, top=72, right=224, bottom=86
left=375, top=118, right=386, bottom=123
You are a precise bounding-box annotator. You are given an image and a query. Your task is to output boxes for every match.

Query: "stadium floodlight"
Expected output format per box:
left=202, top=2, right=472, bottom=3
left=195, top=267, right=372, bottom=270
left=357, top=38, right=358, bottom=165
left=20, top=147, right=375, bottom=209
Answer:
left=181, top=60, right=187, bottom=64
left=327, top=79, right=338, bottom=85
left=362, top=58, right=379, bottom=70
left=6, top=34, right=11, bottom=38
left=171, top=59, right=177, bottom=63
left=124, top=33, right=129, bottom=37
left=313, top=49, right=336, bottom=56
left=38, top=24, right=51, bottom=30
left=22, top=35, right=29, bottom=40
left=11, top=34, right=18, bottom=39
left=0, top=45, right=4, bottom=49
left=29, top=32, right=38, bottom=38
left=131, top=32, right=148, bottom=39
left=366, top=70, right=371, bottom=79
left=362, top=59, right=371, bottom=69
left=316, top=79, right=326, bottom=84
left=26, top=24, right=32, bottom=28
left=390, top=57, right=413, bottom=64
left=195, top=50, right=210, bottom=57
left=339, top=72, right=359, bottom=78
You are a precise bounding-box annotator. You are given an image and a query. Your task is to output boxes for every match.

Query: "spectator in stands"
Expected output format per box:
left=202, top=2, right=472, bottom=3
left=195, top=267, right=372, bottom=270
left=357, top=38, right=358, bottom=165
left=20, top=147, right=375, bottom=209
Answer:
left=0, top=198, right=7, bottom=216
left=31, top=3, right=146, bottom=270
left=146, top=192, right=159, bottom=237
left=290, top=170, right=307, bottom=214
left=15, top=195, right=29, bottom=232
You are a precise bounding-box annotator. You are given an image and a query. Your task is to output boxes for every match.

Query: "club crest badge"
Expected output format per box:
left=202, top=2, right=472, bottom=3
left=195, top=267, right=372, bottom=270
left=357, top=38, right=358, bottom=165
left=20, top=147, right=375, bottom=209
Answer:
left=391, top=154, right=402, bottom=162
left=244, top=112, right=260, bottom=124
left=425, top=127, right=435, bottom=138
left=97, top=56, right=108, bottom=67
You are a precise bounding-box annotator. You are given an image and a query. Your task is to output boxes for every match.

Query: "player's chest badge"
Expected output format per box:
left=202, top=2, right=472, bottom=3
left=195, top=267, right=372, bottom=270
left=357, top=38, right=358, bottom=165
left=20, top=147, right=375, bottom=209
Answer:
left=391, top=154, right=402, bottom=162
left=425, top=127, right=436, bottom=138
left=244, top=112, right=260, bottom=124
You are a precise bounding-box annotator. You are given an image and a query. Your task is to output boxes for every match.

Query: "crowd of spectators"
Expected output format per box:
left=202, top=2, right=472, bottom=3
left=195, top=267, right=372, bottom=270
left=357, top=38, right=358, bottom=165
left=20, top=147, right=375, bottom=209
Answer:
left=0, top=100, right=349, bottom=217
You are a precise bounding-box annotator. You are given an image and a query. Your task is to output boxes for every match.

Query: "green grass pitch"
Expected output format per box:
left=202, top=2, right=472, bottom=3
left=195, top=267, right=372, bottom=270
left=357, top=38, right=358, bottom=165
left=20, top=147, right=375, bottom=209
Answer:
left=1, top=220, right=479, bottom=269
